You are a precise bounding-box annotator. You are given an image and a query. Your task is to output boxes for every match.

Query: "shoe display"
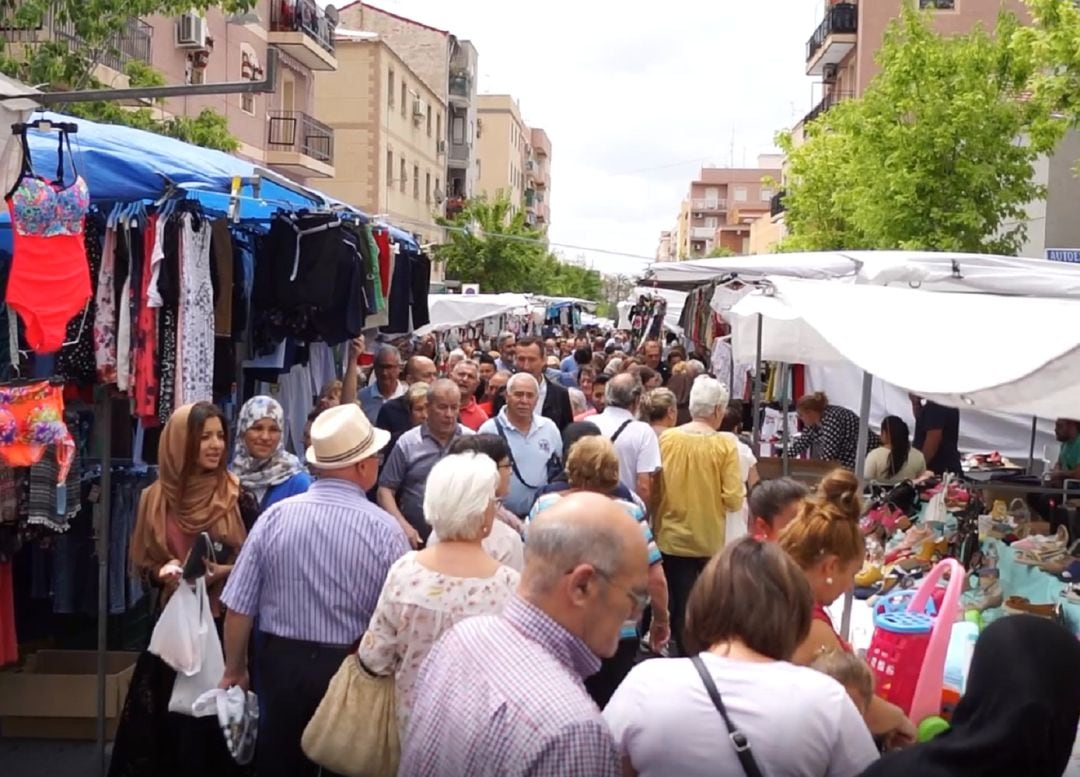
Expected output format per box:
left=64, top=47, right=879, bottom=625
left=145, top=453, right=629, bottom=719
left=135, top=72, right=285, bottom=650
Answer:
left=855, top=563, right=883, bottom=588
left=1003, top=596, right=1058, bottom=618
left=962, top=569, right=1003, bottom=612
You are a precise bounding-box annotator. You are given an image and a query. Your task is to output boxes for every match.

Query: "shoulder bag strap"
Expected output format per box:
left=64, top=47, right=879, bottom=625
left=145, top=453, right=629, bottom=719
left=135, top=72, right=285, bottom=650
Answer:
left=690, top=655, right=765, bottom=777
left=493, top=419, right=540, bottom=491
left=610, top=419, right=633, bottom=444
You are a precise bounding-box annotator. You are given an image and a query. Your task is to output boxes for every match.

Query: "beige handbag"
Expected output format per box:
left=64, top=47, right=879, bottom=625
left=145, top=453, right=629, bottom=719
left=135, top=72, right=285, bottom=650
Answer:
left=301, top=655, right=399, bottom=777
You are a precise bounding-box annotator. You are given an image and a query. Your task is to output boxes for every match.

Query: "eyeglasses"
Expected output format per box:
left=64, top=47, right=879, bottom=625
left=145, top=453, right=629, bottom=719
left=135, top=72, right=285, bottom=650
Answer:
left=497, top=462, right=513, bottom=471
left=595, top=569, right=650, bottom=616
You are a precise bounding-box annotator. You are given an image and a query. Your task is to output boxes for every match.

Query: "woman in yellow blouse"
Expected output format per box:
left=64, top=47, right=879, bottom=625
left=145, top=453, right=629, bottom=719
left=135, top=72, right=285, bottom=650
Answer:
left=655, top=375, right=745, bottom=653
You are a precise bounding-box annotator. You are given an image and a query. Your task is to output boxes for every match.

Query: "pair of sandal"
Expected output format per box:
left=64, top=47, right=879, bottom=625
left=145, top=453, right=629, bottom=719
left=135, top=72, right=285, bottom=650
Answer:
left=1014, top=527, right=1076, bottom=573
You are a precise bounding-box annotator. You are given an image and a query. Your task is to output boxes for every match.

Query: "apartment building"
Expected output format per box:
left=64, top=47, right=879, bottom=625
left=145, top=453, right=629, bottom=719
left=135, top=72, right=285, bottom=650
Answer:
left=0, top=1, right=340, bottom=184
left=526, top=128, right=552, bottom=229
left=313, top=35, right=445, bottom=260
left=757, top=0, right=1080, bottom=257
left=337, top=2, right=481, bottom=222
left=656, top=230, right=675, bottom=262
left=668, top=157, right=782, bottom=260
left=475, top=94, right=530, bottom=211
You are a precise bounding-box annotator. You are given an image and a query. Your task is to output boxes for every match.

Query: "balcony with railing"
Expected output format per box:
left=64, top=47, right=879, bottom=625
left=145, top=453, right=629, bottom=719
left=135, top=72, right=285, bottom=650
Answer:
left=770, top=190, right=786, bottom=219
left=445, top=196, right=466, bottom=219
left=269, top=0, right=337, bottom=71
left=448, top=140, right=470, bottom=164
left=449, top=73, right=471, bottom=105
left=690, top=226, right=715, bottom=240
left=802, top=90, right=853, bottom=127
left=266, top=110, right=335, bottom=178
left=691, top=198, right=726, bottom=212
left=0, top=10, right=153, bottom=73
left=806, top=2, right=857, bottom=76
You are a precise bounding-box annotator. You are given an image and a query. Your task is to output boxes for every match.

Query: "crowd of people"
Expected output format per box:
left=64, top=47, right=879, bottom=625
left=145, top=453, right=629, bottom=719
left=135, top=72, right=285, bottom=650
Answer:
left=106, top=328, right=1080, bottom=777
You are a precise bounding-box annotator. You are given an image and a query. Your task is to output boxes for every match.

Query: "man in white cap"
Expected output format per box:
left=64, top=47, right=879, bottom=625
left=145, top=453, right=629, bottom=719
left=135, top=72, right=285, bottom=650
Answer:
left=220, top=403, right=409, bottom=777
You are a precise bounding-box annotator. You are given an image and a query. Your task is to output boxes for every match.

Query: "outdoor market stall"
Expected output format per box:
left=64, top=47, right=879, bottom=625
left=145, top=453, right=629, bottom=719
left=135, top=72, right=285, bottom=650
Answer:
left=0, top=110, right=437, bottom=773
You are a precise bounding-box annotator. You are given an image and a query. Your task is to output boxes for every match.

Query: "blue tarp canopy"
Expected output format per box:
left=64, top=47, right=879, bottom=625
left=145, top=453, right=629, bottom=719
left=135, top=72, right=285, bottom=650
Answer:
left=20, top=111, right=368, bottom=219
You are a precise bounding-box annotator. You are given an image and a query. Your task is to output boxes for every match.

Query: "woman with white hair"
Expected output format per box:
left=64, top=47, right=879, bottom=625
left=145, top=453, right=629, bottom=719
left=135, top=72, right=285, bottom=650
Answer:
left=358, top=452, right=519, bottom=735
left=653, top=375, right=745, bottom=655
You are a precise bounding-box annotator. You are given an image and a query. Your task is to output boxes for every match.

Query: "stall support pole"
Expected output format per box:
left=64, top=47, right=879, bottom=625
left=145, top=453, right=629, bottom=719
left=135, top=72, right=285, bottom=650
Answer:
left=1028, top=416, right=1039, bottom=475
left=94, top=392, right=113, bottom=777
left=840, top=370, right=874, bottom=641
left=750, top=314, right=764, bottom=456
left=779, top=363, right=791, bottom=477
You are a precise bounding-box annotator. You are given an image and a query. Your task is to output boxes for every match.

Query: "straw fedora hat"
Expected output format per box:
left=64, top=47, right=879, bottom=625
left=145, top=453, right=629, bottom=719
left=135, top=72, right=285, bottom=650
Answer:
left=306, top=404, right=390, bottom=470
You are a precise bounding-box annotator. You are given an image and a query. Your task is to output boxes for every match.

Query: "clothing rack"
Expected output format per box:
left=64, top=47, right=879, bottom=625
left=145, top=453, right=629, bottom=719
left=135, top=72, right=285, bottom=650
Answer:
left=11, top=119, right=79, bottom=135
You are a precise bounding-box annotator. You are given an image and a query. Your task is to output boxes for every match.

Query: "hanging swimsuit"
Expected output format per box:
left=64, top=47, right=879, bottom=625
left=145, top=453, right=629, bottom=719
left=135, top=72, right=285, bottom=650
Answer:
left=5, top=129, right=92, bottom=354
left=0, top=381, right=75, bottom=502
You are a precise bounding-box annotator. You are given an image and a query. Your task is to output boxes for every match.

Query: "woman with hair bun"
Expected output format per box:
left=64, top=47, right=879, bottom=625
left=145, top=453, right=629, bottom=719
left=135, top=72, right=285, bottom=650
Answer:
left=779, top=468, right=916, bottom=746
left=787, top=391, right=878, bottom=471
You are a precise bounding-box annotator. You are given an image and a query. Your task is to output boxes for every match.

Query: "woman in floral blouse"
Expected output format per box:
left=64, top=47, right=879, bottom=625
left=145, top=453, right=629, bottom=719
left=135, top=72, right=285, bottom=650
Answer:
left=358, top=451, right=519, bottom=735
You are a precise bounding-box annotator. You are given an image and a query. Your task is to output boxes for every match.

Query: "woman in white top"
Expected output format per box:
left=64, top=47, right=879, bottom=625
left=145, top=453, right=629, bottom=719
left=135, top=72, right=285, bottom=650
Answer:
left=864, top=416, right=927, bottom=485
left=604, top=538, right=879, bottom=777
left=719, top=402, right=759, bottom=544
left=359, top=452, right=519, bottom=735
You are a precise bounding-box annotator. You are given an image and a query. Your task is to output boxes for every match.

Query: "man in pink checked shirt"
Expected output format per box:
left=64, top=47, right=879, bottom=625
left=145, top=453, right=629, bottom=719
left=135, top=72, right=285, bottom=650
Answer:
left=400, top=492, right=650, bottom=777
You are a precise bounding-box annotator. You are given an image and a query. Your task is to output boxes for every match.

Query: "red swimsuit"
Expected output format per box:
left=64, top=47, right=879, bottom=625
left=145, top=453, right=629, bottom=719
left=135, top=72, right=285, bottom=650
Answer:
left=5, top=129, right=92, bottom=354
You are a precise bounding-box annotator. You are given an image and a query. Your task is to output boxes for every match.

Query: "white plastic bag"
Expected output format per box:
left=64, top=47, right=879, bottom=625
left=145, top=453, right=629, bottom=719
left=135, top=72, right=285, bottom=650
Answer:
left=148, top=576, right=205, bottom=675
left=168, top=578, right=225, bottom=716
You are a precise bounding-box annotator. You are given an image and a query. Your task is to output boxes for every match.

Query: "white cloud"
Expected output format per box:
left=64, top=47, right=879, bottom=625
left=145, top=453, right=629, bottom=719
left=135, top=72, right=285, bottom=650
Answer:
left=335, top=0, right=815, bottom=275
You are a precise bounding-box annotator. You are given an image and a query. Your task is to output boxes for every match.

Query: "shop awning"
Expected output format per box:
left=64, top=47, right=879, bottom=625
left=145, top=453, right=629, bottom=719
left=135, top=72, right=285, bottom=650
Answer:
left=19, top=111, right=362, bottom=215
left=730, top=276, right=1080, bottom=418
left=645, top=250, right=1080, bottom=299
left=415, top=293, right=531, bottom=335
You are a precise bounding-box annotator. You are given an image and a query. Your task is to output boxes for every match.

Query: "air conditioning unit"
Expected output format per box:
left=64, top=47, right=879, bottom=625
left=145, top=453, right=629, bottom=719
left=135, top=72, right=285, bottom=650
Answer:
left=176, top=12, right=208, bottom=48
left=436, top=139, right=446, bottom=155
left=412, top=98, right=425, bottom=119
left=693, top=212, right=703, bottom=219
left=823, top=62, right=839, bottom=84
left=525, top=160, right=536, bottom=173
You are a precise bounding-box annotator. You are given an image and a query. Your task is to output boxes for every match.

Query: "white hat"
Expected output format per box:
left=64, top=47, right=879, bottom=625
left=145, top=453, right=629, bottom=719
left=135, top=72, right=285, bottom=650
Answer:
left=305, top=404, right=389, bottom=470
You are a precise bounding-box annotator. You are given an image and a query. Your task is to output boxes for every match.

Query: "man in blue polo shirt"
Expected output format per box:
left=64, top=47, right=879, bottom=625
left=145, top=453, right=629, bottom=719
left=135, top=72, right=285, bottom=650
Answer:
left=479, top=373, right=561, bottom=517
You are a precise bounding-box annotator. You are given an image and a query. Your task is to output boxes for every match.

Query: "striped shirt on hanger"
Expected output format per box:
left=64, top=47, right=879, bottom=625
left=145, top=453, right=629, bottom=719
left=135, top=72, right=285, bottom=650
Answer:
left=221, top=478, right=409, bottom=645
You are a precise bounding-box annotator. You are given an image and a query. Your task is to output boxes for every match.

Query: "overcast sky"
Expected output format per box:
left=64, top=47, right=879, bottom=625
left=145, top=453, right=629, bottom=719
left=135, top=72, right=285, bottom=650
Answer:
left=343, top=1, right=818, bottom=276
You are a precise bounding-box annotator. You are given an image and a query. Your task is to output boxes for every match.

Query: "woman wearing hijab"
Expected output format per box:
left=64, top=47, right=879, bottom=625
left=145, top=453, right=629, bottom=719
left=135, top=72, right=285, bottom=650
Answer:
left=110, top=402, right=249, bottom=777
left=860, top=615, right=1080, bottom=777
left=231, top=396, right=312, bottom=519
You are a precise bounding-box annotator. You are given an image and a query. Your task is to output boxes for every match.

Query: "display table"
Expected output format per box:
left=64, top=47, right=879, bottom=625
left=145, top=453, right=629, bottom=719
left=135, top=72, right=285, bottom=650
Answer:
left=981, top=539, right=1080, bottom=632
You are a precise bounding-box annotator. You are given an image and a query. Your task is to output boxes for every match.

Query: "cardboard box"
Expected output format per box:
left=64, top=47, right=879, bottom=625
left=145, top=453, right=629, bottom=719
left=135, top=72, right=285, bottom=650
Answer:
left=0, top=650, right=138, bottom=740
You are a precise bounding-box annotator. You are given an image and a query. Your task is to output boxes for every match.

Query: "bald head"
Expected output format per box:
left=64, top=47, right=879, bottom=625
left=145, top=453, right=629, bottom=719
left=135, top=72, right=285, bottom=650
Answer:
left=523, top=492, right=647, bottom=595
left=523, top=492, right=650, bottom=657
left=405, top=355, right=437, bottom=385
left=605, top=372, right=644, bottom=411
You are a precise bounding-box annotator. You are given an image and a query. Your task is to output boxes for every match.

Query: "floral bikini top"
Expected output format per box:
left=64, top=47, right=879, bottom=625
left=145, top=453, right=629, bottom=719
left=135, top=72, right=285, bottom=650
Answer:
left=7, top=128, right=90, bottom=238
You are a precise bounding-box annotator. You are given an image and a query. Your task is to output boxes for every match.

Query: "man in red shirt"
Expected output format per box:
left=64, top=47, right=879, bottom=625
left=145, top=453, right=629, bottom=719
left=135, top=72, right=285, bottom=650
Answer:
left=453, top=359, right=489, bottom=431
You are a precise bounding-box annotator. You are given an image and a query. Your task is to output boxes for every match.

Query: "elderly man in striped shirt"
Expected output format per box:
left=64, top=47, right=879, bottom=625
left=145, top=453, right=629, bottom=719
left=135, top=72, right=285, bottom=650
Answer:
left=220, top=403, right=409, bottom=777
left=400, top=491, right=650, bottom=777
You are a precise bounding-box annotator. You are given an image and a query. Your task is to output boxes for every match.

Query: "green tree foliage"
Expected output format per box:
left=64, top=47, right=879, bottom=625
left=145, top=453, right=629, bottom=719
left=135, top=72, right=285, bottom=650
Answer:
left=1019, top=0, right=1080, bottom=159
left=436, top=194, right=602, bottom=300
left=779, top=2, right=1065, bottom=254
left=0, top=0, right=253, bottom=151
left=706, top=245, right=736, bottom=258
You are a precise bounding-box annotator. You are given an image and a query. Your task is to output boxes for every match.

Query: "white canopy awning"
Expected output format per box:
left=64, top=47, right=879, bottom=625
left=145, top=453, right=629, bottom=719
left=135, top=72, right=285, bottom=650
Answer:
left=646, top=250, right=1080, bottom=299
left=730, top=277, right=1080, bottom=418
left=416, top=293, right=531, bottom=335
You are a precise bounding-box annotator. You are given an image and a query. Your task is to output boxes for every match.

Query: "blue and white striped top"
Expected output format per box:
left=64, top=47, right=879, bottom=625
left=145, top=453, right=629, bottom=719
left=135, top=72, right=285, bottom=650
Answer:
left=221, top=478, right=410, bottom=645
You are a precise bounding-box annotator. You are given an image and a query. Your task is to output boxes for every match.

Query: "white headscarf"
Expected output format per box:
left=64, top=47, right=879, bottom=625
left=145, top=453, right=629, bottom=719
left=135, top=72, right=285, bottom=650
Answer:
left=231, top=396, right=305, bottom=502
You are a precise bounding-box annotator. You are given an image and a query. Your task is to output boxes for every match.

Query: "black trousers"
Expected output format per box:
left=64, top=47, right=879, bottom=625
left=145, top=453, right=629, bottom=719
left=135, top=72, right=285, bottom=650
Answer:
left=256, top=635, right=351, bottom=777
left=585, top=637, right=639, bottom=709
left=661, top=553, right=710, bottom=655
